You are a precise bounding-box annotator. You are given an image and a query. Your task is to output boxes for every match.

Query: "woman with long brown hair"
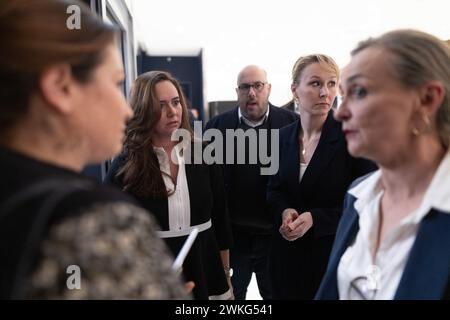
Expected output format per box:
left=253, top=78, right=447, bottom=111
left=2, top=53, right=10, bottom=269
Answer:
left=106, top=71, right=233, bottom=300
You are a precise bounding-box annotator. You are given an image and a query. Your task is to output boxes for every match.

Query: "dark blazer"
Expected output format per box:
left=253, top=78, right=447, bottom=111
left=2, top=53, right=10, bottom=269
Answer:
left=316, top=175, right=450, bottom=300
left=206, top=104, right=297, bottom=133
left=281, top=100, right=296, bottom=113
left=267, top=113, right=377, bottom=299
left=105, top=152, right=232, bottom=299
left=205, top=104, right=298, bottom=233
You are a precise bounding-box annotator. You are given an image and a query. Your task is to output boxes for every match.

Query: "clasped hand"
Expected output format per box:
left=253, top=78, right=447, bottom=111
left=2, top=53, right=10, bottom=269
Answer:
left=279, top=209, right=313, bottom=241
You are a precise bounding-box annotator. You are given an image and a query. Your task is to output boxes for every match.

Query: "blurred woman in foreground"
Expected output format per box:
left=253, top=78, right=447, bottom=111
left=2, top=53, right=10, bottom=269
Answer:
left=316, top=29, right=450, bottom=300
left=0, top=0, right=187, bottom=299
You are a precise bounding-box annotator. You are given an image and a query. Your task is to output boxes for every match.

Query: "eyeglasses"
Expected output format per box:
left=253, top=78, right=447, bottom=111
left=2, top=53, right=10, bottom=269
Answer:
left=347, top=265, right=380, bottom=300
left=237, top=81, right=267, bottom=93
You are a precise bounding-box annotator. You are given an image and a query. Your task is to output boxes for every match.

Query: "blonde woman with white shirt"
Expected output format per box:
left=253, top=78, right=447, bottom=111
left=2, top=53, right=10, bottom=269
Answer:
left=316, top=29, right=450, bottom=300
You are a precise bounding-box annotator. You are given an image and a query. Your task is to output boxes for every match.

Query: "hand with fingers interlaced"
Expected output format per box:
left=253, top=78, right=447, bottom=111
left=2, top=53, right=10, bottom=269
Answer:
left=279, top=209, right=313, bottom=242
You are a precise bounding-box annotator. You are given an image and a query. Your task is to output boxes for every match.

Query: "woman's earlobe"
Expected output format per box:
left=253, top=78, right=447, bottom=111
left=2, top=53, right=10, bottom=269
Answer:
left=39, top=64, right=74, bottom=113
left=291, top=83, right=298, bottom=96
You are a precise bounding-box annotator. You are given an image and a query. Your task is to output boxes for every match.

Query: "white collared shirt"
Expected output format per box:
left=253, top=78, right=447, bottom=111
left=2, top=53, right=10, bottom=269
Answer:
left=153, top=142, right=191, bottom=232
left=238, top=105, right=270, bottom=127
left=338, top=149, right=450, bottom=300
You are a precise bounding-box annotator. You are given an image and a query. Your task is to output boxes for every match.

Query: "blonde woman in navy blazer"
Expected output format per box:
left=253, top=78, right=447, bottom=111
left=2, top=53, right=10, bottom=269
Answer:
left=267, top=54, right=376, bottom=299
left=316, top=30, right=450, bottom=300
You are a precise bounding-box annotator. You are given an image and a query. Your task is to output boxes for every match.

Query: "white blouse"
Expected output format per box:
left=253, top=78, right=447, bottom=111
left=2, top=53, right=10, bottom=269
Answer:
left=153, top=143, right=191, bottom=232
left=337, top=150, right=450, bottom=300
left=299, top=162, right=308, bottom=182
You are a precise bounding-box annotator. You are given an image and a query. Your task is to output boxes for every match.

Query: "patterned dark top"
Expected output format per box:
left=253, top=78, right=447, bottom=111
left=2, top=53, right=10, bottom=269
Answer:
left=27, top=202, right=189, bottom=299
left=0, top=146, right=189, bottom=299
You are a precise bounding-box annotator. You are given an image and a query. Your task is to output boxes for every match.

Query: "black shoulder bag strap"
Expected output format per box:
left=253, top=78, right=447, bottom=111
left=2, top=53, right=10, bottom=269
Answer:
left=0, top=178, right=93, bottom=299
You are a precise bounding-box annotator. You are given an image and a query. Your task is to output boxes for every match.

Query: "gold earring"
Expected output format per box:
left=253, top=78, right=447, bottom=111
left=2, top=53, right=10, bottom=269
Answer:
left=422, top=114, right=431, bottom=128
left=411, top=113, right=431, bottom=136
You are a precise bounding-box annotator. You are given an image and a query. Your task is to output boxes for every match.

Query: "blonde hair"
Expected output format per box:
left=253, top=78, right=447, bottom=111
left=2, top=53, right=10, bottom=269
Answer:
left=291, top=54, right=340, bottom=84
left=352, top=29, right=450, bottom=148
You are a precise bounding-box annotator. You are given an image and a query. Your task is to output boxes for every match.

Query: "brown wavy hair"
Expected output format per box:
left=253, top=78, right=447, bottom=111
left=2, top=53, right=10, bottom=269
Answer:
left=118, top=71, right=193, bottom=198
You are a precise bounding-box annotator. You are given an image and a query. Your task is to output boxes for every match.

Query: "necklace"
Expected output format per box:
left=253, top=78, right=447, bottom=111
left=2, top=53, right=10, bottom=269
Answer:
left=301, top=135, right=320, bottom=156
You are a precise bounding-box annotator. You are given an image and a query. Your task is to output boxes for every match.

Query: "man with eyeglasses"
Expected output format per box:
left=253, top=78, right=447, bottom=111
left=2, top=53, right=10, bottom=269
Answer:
left=205, top=65, right=298, bottom=300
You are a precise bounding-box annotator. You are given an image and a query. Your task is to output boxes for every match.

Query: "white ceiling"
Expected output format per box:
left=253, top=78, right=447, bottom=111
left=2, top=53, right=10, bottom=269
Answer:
left=131, top=0, right=450, bottom=105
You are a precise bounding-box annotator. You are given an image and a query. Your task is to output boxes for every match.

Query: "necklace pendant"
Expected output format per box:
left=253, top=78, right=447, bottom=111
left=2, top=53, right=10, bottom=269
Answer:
left=302, top=148, right=306, bottom=156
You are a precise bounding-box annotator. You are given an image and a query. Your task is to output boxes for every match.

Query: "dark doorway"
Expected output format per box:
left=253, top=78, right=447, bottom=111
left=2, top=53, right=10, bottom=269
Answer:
left=137, top=50, right=205, bottom=122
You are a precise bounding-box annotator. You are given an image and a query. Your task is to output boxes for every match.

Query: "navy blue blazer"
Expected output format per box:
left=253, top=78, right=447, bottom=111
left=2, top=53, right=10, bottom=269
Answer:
left=316, top=175, right=450, bottom=300
left=267, top=112, right=376, bottom=299
left=267, top=112, right=376, bottom=237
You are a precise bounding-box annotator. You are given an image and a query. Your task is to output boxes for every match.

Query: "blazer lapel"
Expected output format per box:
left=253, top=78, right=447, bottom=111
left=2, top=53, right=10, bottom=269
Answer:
left=282, top=122, right=301, bottom=192
left=300, top=112, right=340, bottom=189
left=316, top=196, right=360, bottom=299
left=394, top=210, right=450, bottom=299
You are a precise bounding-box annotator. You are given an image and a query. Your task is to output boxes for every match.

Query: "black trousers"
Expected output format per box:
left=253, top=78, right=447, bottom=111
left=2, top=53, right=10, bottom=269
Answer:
left=230, top=229, right=272, bottom=300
